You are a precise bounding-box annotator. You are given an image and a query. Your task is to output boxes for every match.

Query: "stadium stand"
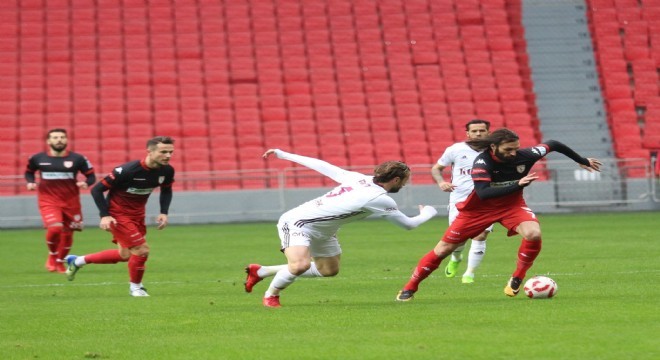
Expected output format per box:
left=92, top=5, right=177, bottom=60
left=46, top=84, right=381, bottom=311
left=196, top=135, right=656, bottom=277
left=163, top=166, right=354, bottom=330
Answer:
left=586, top=0, right=660, bottom=160
left=2, top=0, right=543, bottom=192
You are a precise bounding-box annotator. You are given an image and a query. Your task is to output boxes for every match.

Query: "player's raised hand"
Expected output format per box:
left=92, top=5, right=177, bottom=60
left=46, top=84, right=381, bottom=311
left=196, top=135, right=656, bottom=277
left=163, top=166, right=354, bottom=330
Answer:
left=581, top=158, right=602, bottom=172
left=262, top=149, right=279, bottom=159
left=518, top=172, right=539, bottom=187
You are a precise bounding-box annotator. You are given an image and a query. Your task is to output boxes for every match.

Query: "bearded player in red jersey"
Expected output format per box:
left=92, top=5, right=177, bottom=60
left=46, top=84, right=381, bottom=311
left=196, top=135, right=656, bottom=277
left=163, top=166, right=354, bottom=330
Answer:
left=25, top=128, right=96, bottom=273
left=396, top=128, right=602, bottom=301
left=65, top=136, right=175, bottom=297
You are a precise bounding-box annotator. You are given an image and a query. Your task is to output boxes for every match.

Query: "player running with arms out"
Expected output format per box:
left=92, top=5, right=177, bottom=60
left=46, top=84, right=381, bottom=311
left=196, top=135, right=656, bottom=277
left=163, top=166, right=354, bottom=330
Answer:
left=244, top=149, right=438, bottom=308
left=65, top=136, right=175, bottom=297
left=25, top=128, right=96, bottom=273
left=432, top=119, right=494, bottom=284
left=396, top=128, right=602, bottom=301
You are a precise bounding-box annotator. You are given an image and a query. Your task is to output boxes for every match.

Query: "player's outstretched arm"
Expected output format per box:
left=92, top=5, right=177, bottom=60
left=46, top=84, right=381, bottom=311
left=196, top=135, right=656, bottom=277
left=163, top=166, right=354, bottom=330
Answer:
left=580, top=158, right=602, bottom=172
left=384, top=205, right=438, bottom=230
left=263, top=148, right=351, bottom=183
left=545, top=140, right=602, bottom=171
left=262, top=149, right=278, bottom=159
left=368, top=196, right=438, bottom=230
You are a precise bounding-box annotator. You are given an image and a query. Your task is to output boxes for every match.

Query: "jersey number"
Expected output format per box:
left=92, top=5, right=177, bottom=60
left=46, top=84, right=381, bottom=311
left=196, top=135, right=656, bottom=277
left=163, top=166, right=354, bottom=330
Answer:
left=326, top=186, right=353, bottom=198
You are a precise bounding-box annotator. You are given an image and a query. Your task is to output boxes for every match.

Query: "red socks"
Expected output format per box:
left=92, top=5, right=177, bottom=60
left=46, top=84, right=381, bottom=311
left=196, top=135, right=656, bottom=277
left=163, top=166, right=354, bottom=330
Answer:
left=403, top=250, right=443, bottom=292
left=79, top=251, right=149, bottom=284
left=128, top=255, right=148, bottom=284
left=85, top=249, right=125, bottom=264
left=57, top=231, right=73, bottom=261
left=46, top=226, right=63, bottom=256
left=513, top=239, right=542, bottom=279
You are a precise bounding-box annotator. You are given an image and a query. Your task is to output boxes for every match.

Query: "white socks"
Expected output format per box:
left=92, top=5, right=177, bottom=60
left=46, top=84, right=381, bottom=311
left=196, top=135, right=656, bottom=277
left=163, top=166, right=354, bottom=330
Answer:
left=257, top=265, right=287, bottom=278
left=451, top=244, right=465, bottom=262
left=130, top=282, right=144, bottom=291
left=264, top=263, right=324, bottom=297
left=74, top=256, right=87, bottom=267
left=299, top=263, right=323, bottom=278
left=464, top=241, right=486, bottom=276
left=266, top=269, right=297, bottom=297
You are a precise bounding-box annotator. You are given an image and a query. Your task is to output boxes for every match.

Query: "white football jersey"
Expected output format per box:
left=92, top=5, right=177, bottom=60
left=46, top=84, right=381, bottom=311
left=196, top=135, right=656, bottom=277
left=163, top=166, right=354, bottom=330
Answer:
left=281, top=172, right=401, bottom=236
left=437, top=142, right=483, bottom=204
left=273, top=149, right=437, bottom=236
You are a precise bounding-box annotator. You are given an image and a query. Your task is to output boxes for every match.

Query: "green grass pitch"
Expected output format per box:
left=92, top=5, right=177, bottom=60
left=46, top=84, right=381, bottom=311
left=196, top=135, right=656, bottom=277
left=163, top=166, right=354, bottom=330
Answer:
left=1, top=212, right=658, bottom=359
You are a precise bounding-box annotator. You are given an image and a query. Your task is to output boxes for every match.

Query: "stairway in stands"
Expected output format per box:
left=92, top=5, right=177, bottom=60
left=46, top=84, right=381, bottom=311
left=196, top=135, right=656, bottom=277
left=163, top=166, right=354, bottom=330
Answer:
left=522, top=0, right=626, bottom=204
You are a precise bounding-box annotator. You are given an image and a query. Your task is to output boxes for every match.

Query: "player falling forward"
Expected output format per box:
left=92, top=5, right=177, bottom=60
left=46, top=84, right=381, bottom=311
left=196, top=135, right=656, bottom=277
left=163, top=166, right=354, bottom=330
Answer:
left=396, top=128, right=602, bottom=301
left=65, top=136, right=175, bottom=297
left=244, top=149, right=438, bottom=307
left=25, top=128, right=96, bottom=273
left=431, top=119, right=494, bottom=284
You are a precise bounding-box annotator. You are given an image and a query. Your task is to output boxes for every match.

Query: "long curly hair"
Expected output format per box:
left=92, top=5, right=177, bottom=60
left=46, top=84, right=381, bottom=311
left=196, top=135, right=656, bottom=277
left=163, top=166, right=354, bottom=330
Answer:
left=466, top=128, right=519, bottom=151
left=373, top=161, right=410, bottom=183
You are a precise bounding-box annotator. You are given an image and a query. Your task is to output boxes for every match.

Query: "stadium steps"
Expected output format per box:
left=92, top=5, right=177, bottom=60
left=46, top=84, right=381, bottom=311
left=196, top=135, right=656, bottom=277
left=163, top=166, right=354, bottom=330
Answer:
left=522, top=0, right=626, bottom=202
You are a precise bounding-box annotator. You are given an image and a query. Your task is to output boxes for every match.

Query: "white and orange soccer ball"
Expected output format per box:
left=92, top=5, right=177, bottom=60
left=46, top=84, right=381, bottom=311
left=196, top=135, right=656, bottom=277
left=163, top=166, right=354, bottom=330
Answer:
left=523, top=276, right=558, bottom=299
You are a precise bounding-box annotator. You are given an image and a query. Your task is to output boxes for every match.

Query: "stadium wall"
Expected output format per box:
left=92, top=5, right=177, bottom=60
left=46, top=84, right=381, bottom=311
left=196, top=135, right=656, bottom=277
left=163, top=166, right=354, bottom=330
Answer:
left=0, top=178, right=657, bottom=229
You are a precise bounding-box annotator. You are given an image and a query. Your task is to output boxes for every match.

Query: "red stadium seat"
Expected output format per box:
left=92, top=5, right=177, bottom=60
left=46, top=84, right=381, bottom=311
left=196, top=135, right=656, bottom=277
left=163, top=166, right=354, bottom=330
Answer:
left=0, top=0, right=547, bottom=190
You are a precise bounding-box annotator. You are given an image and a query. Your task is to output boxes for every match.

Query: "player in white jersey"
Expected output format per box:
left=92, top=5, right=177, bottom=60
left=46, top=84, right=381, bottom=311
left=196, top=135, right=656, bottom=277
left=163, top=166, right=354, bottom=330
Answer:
left=431, top=119, right=493, bottom=284
left=244, top=149, right=438, bottom=307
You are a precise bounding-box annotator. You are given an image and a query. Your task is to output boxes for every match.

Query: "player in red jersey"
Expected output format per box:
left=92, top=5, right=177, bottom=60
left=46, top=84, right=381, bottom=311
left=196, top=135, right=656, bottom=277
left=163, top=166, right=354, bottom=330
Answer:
left=25, top=128, right=96, bottom=273
left=64, top=136, right=175, bottom=297
left=395, top=128, right=602, bottom=301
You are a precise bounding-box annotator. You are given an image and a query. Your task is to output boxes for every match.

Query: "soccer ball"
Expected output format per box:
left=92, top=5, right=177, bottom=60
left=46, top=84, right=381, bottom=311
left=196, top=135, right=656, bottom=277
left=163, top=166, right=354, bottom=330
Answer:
left=523, top=276, right=558, bottom=299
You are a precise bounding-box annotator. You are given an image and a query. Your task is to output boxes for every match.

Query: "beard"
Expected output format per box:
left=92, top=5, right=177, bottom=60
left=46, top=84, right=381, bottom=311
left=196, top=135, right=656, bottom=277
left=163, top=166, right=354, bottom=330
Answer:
left=388, top=185, right=402, bottom=193
left=494, top=148, right=515, bottom=163
left=49, top=143, right=67, bottom=152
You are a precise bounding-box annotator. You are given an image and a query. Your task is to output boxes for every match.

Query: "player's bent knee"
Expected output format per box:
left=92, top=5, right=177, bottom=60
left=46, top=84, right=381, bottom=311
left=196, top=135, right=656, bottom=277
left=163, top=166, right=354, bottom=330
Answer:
left=319, top=267, right=339, bottom=277
left=289, top=262, right=311, bottom=276
left=129, top=244, right=150, bottom=258
left=435, top=240, right=462, bottom=257
left=328, top=269, right=339, bottom=277
left=524, top=231, right=542, bottom=241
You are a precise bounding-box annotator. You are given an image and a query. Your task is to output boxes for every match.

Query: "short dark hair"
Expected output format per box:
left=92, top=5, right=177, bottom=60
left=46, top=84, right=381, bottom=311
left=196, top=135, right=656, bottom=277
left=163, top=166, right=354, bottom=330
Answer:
left=373, top=161, right=410, bottom=183
left=47, top=128, right=67, bottom=139
left=465, top=119, right=491, bottom=131
left=466, top=128, right=519, bottom=150
left=147, top=136, right=175, bottom=149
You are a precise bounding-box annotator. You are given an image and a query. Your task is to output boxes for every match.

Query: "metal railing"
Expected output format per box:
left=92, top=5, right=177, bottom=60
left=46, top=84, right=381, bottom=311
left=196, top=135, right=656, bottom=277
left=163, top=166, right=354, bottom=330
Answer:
left=1, top=158, right=656, bottom=205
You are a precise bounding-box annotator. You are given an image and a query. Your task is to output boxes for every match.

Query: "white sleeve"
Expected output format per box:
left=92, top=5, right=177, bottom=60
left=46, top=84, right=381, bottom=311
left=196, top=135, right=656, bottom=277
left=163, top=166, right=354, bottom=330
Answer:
left=273, top=149, right=357, bottom=183
left=364, top=195, right=438, bottom=230
left=437, top=145, right=455, bottom=167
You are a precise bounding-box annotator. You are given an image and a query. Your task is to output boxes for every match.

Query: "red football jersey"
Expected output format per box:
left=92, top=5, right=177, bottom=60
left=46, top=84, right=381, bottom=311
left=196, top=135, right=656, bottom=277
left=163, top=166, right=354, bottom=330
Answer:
left=100, top=159, right=175, bottom=219
left=25, top=151, right=95, bottom=207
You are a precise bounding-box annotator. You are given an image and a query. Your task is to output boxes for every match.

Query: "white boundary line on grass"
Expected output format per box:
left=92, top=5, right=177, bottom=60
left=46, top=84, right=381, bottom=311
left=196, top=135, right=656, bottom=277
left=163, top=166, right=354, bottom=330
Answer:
left=3, top=269, right=659, bottom=289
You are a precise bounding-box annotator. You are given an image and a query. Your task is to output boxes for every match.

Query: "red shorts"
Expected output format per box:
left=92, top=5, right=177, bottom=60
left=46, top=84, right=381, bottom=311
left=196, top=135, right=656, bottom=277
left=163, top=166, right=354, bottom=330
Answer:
left=442, top=204, right=539, bottom=244
left=39, top=204, right=84, bottom=231
left=109, top=218, right=147, bottom=249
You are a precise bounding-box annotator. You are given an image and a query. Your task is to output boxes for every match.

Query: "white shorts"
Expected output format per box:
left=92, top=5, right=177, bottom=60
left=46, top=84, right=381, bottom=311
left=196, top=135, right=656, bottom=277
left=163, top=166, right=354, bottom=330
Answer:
left=448, top=203, right=494, bottom=233
left=277, top=220, right=342, bottom=258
